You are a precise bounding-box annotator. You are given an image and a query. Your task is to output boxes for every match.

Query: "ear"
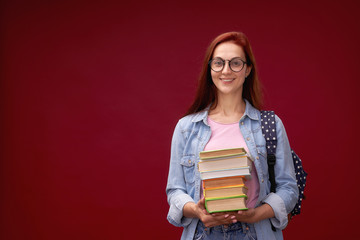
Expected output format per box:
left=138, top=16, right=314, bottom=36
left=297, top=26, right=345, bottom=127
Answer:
left=245, top=65, right=252, bottom=78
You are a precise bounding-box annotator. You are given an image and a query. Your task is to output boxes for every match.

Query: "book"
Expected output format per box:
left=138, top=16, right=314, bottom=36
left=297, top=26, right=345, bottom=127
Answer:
left=198, top=156, right=252, bottom=172
left=200, top=167, right=251, bottom=180
left=199, top=147, right=246, bottom=160
left=204, top=184, right=248, bottom=198
left=203, top=176, right=246, bottom=189
left=205, top=195, right=248, bottom=213
left=199, top=148, right=251, bottom=213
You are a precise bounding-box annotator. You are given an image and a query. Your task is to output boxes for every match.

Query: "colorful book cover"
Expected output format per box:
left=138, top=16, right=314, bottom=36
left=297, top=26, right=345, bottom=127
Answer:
left=200, top=167, right=251, bottom=180
left=205, top=195, right=248, bottom=213
left=199, top=147, right=246, bottom=160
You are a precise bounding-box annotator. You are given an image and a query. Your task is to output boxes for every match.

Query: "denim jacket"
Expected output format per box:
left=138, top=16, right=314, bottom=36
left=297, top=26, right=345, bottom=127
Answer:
left=166, top=100, right=299, bottom=240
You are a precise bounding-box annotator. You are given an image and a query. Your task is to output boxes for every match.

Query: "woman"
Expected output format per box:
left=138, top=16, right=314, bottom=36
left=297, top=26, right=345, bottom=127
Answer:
left=166, top=32, right=298, bottom=240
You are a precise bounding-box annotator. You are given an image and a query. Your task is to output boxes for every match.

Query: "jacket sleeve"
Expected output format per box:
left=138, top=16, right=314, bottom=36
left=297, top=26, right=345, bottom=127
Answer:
left=261, top=115, right=299, bottom=230
left=166, top=120, right=195, bottom=227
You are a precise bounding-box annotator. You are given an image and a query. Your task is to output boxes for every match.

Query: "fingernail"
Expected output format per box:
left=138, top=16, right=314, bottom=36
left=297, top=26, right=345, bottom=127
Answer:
left=232, top=219, right=237, bottom=223
left=224, top=214, right=229, bottom=218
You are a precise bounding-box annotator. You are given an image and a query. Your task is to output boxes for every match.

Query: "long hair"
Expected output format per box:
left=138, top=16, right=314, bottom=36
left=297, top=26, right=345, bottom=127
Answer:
left=185, top=32, right=262, bottom=115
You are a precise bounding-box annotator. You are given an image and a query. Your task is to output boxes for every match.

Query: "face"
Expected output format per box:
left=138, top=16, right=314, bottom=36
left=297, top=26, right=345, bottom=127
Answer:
left=210, top=42, right=251, bottom=97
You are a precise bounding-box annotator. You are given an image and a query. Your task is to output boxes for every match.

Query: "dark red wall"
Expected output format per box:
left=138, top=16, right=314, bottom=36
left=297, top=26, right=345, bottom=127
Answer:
left=1, top=1, right=359, bottom=239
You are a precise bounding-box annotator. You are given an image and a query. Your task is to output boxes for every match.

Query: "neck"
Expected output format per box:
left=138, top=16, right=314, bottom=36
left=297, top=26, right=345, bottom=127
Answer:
left=209, top=92, right=246, bottom=122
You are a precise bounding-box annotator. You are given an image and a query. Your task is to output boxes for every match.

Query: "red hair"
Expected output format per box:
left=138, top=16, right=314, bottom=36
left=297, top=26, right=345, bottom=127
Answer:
left=185, top=32, right=263, bottom=115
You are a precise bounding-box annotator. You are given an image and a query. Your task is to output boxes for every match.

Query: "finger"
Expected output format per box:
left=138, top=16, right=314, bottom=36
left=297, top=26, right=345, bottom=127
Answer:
left=198, top=198, right=205, bottom=208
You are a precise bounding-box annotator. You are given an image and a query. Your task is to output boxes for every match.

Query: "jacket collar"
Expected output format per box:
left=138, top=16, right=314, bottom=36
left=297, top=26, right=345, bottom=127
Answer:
left=244, top=99, right=260, bottom=121
left=191, top=99, right=259, bottom=123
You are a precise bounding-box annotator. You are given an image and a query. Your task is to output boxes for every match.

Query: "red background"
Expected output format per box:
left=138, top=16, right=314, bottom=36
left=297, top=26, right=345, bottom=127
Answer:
left=1, top=0, right=360, bottom=239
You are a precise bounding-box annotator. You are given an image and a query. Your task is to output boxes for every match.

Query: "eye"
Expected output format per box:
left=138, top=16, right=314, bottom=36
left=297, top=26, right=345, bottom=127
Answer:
left=231, top=59, right=242, bottom=67
left=213, top=59, right=223, bottom=67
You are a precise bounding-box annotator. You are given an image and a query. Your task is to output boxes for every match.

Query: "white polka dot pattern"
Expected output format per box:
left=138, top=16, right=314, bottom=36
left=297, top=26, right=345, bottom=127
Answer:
left=260, top=110, right=308, bottom=216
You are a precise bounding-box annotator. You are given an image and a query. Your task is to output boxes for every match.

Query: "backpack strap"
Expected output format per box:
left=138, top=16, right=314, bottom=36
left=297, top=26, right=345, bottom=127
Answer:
left=260, top=110, right=308, bottom=226
left=260, top=110, right=278, bottom=232
left=260, top=110, right=277, bottom=193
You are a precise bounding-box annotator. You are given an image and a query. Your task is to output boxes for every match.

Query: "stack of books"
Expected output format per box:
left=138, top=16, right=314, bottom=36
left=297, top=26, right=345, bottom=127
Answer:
left=198, top=148, right=252, bottom=213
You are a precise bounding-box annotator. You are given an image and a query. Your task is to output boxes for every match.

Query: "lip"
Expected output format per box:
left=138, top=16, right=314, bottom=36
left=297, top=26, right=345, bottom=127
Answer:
left=220, top=78, right=235, bottom=82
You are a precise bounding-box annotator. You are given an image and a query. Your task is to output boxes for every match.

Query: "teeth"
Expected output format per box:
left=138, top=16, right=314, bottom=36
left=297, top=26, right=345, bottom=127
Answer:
left=222, top=79, right=233, bottom=82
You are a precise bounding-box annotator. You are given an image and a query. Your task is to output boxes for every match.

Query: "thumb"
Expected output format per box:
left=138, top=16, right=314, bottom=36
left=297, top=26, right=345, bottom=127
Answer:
left=198, top=197, right=205, bottom=208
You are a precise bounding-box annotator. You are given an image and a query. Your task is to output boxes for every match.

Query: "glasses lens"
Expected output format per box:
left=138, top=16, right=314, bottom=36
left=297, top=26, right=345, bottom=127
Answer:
left=210, top=59, right=224, bottom=72
left=230, top=58, right=244, bottom=72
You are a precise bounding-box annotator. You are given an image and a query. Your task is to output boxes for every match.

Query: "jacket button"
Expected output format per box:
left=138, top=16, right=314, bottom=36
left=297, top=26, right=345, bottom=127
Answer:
left=241, top=122, right=244, bottom=125
left=246, top=137, right=250, bottom=141
left=188, top=160, right=191, bottom=164
left=256, top=156, right=259, bottom=160
left=261, top=179, right=264, bottom=183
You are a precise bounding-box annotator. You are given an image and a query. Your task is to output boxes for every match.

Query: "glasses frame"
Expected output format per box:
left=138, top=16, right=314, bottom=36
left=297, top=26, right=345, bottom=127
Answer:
left=209, top=57, right=247, bottom=72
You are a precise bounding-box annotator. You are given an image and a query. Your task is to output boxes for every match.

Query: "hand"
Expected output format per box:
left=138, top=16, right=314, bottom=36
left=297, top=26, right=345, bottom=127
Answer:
left=196, top=198, right=237, bottom=228
left=234, top=203, right=275, bottom=224
left=232, top=208, right=256, bottom=223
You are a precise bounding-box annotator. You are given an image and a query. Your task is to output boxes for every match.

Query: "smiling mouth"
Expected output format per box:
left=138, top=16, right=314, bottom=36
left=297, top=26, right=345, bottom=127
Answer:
left=220, top=78, right=235, bottom=82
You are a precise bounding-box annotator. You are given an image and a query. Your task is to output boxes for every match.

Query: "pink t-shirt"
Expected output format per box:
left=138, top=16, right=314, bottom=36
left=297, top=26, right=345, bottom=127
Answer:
left=202, top=117, right=259, bottom=208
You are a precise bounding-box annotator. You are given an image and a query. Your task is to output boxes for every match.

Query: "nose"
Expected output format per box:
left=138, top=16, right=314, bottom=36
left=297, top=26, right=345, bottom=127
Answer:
left=222, top=61, right=231, bottom=74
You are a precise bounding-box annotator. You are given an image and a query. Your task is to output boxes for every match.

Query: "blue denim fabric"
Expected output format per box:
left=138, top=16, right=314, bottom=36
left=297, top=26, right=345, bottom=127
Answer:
left=166, top=100, right=299, bottom=240
left=194, top=221, right=257, bottom=240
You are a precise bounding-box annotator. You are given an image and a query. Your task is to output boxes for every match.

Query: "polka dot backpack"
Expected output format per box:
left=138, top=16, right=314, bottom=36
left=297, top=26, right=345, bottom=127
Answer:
left=260, top=111, right=307, bottom=218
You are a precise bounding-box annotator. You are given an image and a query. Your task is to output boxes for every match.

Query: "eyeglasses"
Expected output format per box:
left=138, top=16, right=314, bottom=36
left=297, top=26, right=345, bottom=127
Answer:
left=209, top=57, right=247, bottom=72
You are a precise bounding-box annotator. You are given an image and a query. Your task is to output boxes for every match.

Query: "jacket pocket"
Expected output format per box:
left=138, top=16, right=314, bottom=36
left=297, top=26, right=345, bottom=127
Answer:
left=257, top=147, right=267, bottom=159
left=180, top=156, right=196, bottom=184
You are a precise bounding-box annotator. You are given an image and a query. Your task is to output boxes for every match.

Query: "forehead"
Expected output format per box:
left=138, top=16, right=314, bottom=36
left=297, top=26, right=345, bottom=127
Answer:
left=213, top=42, right=245, bottom=59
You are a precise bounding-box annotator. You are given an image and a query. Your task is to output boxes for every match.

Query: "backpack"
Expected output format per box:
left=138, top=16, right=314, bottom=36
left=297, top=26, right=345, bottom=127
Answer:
left=260, top=110, right=307, bottom=219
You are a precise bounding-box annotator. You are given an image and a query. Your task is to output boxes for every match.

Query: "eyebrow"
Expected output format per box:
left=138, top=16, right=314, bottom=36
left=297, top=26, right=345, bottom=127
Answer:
left=213, top=57, right=244, bottom=61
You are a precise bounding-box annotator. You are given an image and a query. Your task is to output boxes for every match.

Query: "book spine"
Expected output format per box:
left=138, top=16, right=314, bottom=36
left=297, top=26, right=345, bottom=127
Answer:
left=200, top=166, right=250, bottom=173
left=199, top=148, right=246, bottom=159
left=205, top=194, right=248, bottom=201
left=203, top=176, right=245, bottom=182
left=199, top=156, right=251, bottom=163
left=198, top=157, right=251, bottom=172
left=204, top=195, right=249, bottom=213
left=201, top=172, right=251, bottom=180
left=204, top=184, right=247, bottom=191
left=205, top=207, right=248, bottom=214
left=200, top=153, right=247, bottom=160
